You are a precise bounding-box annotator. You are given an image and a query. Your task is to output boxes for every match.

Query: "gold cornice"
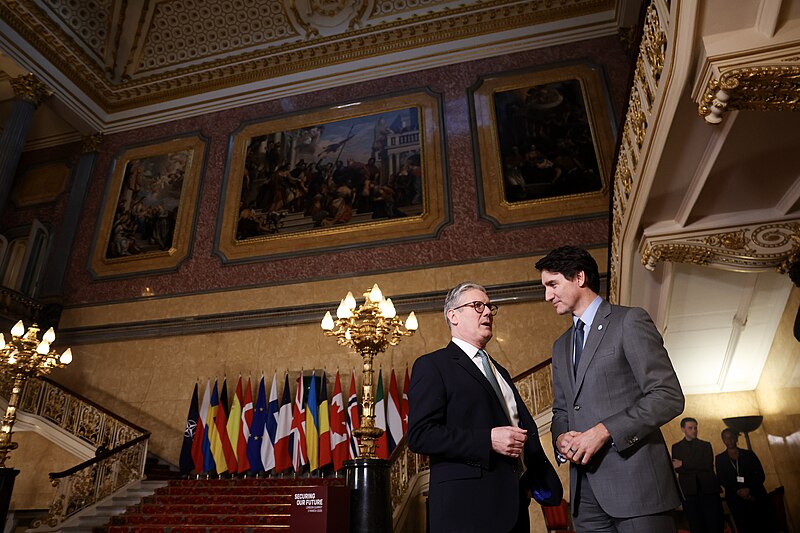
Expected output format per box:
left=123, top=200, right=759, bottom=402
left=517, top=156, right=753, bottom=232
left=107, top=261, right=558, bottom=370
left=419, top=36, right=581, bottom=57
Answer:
left=640, top=221, right=800, bottom=274
left=9, top=73, right=52, bottom=107
left=2, top=0, right=613, bottom=113
left=699, top=65, right=800, bottom=124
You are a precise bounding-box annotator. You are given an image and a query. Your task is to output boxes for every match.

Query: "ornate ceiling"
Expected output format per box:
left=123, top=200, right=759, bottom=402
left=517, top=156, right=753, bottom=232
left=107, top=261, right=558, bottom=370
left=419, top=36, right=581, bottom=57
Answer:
left=0, top=0, right=619, bottom=120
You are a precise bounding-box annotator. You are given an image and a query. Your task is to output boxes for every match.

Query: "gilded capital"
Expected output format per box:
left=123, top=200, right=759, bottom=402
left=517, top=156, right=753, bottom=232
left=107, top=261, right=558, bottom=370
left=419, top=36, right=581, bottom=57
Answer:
left=10, top=74, right=52, bottom=107
left=81, top=133, right=104, bottom=153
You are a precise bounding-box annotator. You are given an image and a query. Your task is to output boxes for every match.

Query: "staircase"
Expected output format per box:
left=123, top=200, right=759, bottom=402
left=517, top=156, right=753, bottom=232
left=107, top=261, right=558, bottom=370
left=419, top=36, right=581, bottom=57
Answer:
left=97, top=477, right=346, bottom=532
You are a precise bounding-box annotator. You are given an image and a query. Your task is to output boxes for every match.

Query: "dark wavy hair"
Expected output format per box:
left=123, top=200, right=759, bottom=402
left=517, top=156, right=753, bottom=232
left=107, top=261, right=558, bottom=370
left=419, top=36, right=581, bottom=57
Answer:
left=534, top=246, right=600, bottom=294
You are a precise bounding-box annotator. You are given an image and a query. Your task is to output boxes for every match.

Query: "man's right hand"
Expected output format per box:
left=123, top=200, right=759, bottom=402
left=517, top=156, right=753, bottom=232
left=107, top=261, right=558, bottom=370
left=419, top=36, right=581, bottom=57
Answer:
left=555, top=431, right=579, bottom=458
left=491, top=426, right=527, bottom=457
left=672, top=458, right=682, bottom=470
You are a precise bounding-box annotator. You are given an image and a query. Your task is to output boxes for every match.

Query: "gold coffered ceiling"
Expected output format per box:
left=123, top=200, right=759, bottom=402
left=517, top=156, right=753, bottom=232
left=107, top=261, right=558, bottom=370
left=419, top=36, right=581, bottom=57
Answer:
left=0, top=0, right=614, bottom=113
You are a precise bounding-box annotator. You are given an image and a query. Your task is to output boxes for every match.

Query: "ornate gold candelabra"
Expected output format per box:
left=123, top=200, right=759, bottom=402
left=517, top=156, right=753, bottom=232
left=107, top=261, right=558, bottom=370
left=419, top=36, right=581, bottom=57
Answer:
left=321, top=284, right=417, bottom=459
left=0, top=321, right=72, bottom=467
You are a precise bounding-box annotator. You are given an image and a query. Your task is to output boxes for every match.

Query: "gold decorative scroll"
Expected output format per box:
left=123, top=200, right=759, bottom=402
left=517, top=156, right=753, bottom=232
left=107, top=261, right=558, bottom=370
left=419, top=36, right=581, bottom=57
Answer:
left=699, top=65, right=800, bottom=125
left=640, top=221, right=800, bottom=273
left=81, top=133, right=104, bottom=153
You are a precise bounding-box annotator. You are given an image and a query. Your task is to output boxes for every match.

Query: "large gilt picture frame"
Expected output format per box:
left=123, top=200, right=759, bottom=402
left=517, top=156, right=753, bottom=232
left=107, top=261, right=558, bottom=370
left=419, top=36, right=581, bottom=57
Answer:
left=471, top=63, right=614, bottom=226
left=216, top=89, right=447, bottom=262
left=89, top=135, right=207, bottom=278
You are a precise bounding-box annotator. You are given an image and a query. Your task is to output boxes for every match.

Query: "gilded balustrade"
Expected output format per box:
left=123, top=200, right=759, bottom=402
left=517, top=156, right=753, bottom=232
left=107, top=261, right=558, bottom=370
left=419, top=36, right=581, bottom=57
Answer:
left=0, top=377, right=149, bottom=529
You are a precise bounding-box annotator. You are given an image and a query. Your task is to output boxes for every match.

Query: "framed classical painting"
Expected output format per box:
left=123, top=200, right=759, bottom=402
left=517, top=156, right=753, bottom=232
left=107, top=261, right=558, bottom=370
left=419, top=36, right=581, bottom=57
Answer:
left=89, top=134, right=207, bottom=278
left=215, top=89, right=447, bottom=262
left=470, top=63, right=615, bottom=226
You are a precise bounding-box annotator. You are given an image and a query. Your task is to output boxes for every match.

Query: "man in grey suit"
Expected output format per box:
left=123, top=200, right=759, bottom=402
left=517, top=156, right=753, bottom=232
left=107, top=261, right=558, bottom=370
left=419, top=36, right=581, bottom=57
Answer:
left=535, top=246, right=684, bottom=533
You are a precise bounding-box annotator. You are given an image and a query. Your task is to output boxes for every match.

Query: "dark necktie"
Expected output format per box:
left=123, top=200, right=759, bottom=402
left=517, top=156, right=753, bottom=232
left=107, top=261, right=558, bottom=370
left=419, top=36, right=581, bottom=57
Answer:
left=573, top=319, right=585, bottom=377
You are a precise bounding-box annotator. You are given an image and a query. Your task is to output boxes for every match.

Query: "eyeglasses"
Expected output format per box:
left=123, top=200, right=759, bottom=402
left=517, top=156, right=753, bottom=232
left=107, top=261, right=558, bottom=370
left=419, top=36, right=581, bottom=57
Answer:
left=452, top=301, right=499, bottom=316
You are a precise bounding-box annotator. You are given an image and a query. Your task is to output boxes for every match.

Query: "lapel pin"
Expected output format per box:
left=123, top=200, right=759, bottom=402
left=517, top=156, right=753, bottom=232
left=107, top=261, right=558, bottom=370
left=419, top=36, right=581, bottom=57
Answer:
left=597, top=324, right=603, bottom=330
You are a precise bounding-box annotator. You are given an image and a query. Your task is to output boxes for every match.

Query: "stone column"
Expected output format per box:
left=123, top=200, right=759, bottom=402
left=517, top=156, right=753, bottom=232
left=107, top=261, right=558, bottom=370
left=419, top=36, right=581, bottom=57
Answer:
left=39, top=134, right=104, bottom=303
left=0, top=74, right=52, bottom=219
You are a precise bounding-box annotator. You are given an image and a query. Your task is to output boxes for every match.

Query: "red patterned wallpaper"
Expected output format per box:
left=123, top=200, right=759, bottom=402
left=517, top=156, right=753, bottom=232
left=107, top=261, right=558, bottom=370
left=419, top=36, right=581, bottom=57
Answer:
left=16, top=36, right=631, bottom=305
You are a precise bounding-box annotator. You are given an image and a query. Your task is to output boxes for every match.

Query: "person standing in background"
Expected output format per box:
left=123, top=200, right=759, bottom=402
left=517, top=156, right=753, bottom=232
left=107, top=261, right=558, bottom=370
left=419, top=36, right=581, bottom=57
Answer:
left=671, top=417, right=723, bottom=533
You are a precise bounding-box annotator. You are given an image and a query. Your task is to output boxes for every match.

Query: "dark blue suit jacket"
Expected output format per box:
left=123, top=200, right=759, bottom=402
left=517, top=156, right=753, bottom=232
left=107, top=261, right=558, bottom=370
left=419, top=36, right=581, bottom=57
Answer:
left=407, top=341, right=561, bottom=532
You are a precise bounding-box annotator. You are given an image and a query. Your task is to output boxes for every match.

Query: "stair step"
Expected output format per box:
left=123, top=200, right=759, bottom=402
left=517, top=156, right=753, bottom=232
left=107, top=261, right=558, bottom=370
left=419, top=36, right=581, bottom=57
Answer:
left=135, top=503, right=289, bottom=514
left=144, top=494, right=291, bottom=505
left=101, top=524, right=289, bottom=533
left=110, top=513, right=289, bottom=525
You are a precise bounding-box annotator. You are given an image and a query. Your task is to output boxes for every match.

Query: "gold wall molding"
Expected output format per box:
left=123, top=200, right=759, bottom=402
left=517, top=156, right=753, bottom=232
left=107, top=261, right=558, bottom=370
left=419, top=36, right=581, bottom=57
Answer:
left=640, top=221, right=800, bottom=274
left=1, top=0, right=612, bottom=112
left=9, top=73, right=52, bottom=107
left=699, top=65, right=800, bottom=125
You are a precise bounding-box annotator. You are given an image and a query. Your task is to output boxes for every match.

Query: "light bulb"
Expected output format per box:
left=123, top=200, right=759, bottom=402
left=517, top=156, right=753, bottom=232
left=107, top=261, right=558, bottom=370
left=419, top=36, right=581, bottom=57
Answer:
left=336, top=299, right=348, bottom=319
left=0, top=333, right=5, bottom=350
left=345, top=328, right=352, bottom=340
left=60, top=348, right=73, bottom=365
left=11, top=321, right=24, bottom=337
left=384, top=298, right=396, bottom=318
left=321, top=311, right=334, bottom=331
left=369, top=284, right=383, bottom=303
left=36, top=341, right=50, bottom=354
left=7, top=354, right=16, bottom=365
left=405, top=312, right=418, bottom=331
left=43, top=327, right=56, bottom=343
left=344, top=291, right=357, bottom=310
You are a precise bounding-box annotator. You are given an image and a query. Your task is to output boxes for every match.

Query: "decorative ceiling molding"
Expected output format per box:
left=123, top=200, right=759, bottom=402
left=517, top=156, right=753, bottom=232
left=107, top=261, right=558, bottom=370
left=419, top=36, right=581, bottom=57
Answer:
left=0, top=0, right=614, bottom=114
left=640, top=220, right=800, bottom=274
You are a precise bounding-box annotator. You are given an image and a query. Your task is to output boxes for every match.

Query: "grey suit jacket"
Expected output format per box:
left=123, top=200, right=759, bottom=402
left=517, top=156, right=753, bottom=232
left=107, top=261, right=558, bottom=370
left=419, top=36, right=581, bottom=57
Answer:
left=550, top=299, right=684, bottom=518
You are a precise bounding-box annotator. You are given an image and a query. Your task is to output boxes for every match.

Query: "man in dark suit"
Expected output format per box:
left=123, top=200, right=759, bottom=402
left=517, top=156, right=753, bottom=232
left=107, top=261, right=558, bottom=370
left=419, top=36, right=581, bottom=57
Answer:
left=671, top=417, right=724, bottom=533
left=535, top=246, right=684, bottom=533
left=407, top=281, right=561, bottom=533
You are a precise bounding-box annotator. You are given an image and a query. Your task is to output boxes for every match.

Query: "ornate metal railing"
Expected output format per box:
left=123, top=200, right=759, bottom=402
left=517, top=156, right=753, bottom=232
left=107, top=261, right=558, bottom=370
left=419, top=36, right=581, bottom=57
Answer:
left=0, top=376, right=150, bottom=529
left=41, top=434, right=149, bottom=528
left=389, top=358, right=554, bottom=517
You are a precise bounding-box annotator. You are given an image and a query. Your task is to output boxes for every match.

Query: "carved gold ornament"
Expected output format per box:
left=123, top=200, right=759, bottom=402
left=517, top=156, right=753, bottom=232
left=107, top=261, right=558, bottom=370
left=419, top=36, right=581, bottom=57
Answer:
left=9, top=73, right=52, bottom=107
left=81, top=133, right=104, bottom=153
left=699, top=66, right=800, bottom=124
left=641, top=221, right=800, bottom=273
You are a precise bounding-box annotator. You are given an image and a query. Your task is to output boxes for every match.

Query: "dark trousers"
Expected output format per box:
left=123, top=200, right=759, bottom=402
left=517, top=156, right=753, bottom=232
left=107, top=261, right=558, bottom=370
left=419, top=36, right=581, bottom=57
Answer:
left=683, top=493, right=723, bottom=533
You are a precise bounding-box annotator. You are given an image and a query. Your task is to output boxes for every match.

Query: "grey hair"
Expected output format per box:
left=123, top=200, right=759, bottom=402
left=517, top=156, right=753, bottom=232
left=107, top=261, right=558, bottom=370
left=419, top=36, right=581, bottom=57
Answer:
left=444, top=281, right=487, bottom=327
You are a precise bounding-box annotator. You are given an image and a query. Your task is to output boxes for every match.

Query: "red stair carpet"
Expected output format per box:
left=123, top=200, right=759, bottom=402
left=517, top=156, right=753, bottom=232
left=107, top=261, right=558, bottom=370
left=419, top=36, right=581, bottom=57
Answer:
left=97, top=477, right=345, bottom=532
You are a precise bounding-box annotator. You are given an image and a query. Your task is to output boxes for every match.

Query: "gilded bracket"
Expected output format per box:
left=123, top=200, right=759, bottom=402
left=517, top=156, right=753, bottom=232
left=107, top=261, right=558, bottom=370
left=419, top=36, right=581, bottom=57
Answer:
left=698, top=65, right=800, bottom=125
left=641, top=221, right=800, bottom=274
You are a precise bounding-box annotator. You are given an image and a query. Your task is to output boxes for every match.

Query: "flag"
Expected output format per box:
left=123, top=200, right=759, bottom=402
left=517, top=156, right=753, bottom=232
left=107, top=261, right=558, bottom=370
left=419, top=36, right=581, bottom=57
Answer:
left=192, top=380, right=211, bottom=474
left=215, top=377, right=238, bottom=473
left=346, top=371, right=360, bottom=459
left=401, top=367, right=410, bottom=433
left=239, top=376, right=253, bottom=474
left=318, top=371, right=332, bottom=470
left=208, top=380, right=228, bottom=473
left=198, top=379, right=215, bottom=473
left=181, top=382, right=200, bottom=474
left=261, top=371, right=279, bottom=471
left=374, top=369, right=389, bottom=459
left=274, top=372, right=293, bottom=472
left=290, top=372, right=308, bottom=472
left=330, top=371, right=349, bottom=471
left=220, top=377, right=230, bottom=418
left=247, top=375, right=268, bottom=472
left=387, top=369, right=403, bottom=453
left=227, top=376, right=244, bottom=472
left=306, top=372, right=320, bottom=472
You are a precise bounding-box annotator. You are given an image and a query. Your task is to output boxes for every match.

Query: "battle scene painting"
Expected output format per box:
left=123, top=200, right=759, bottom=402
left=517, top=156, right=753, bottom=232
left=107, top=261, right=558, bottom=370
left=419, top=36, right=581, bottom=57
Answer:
left=235, top=107, right=423, bottom=241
